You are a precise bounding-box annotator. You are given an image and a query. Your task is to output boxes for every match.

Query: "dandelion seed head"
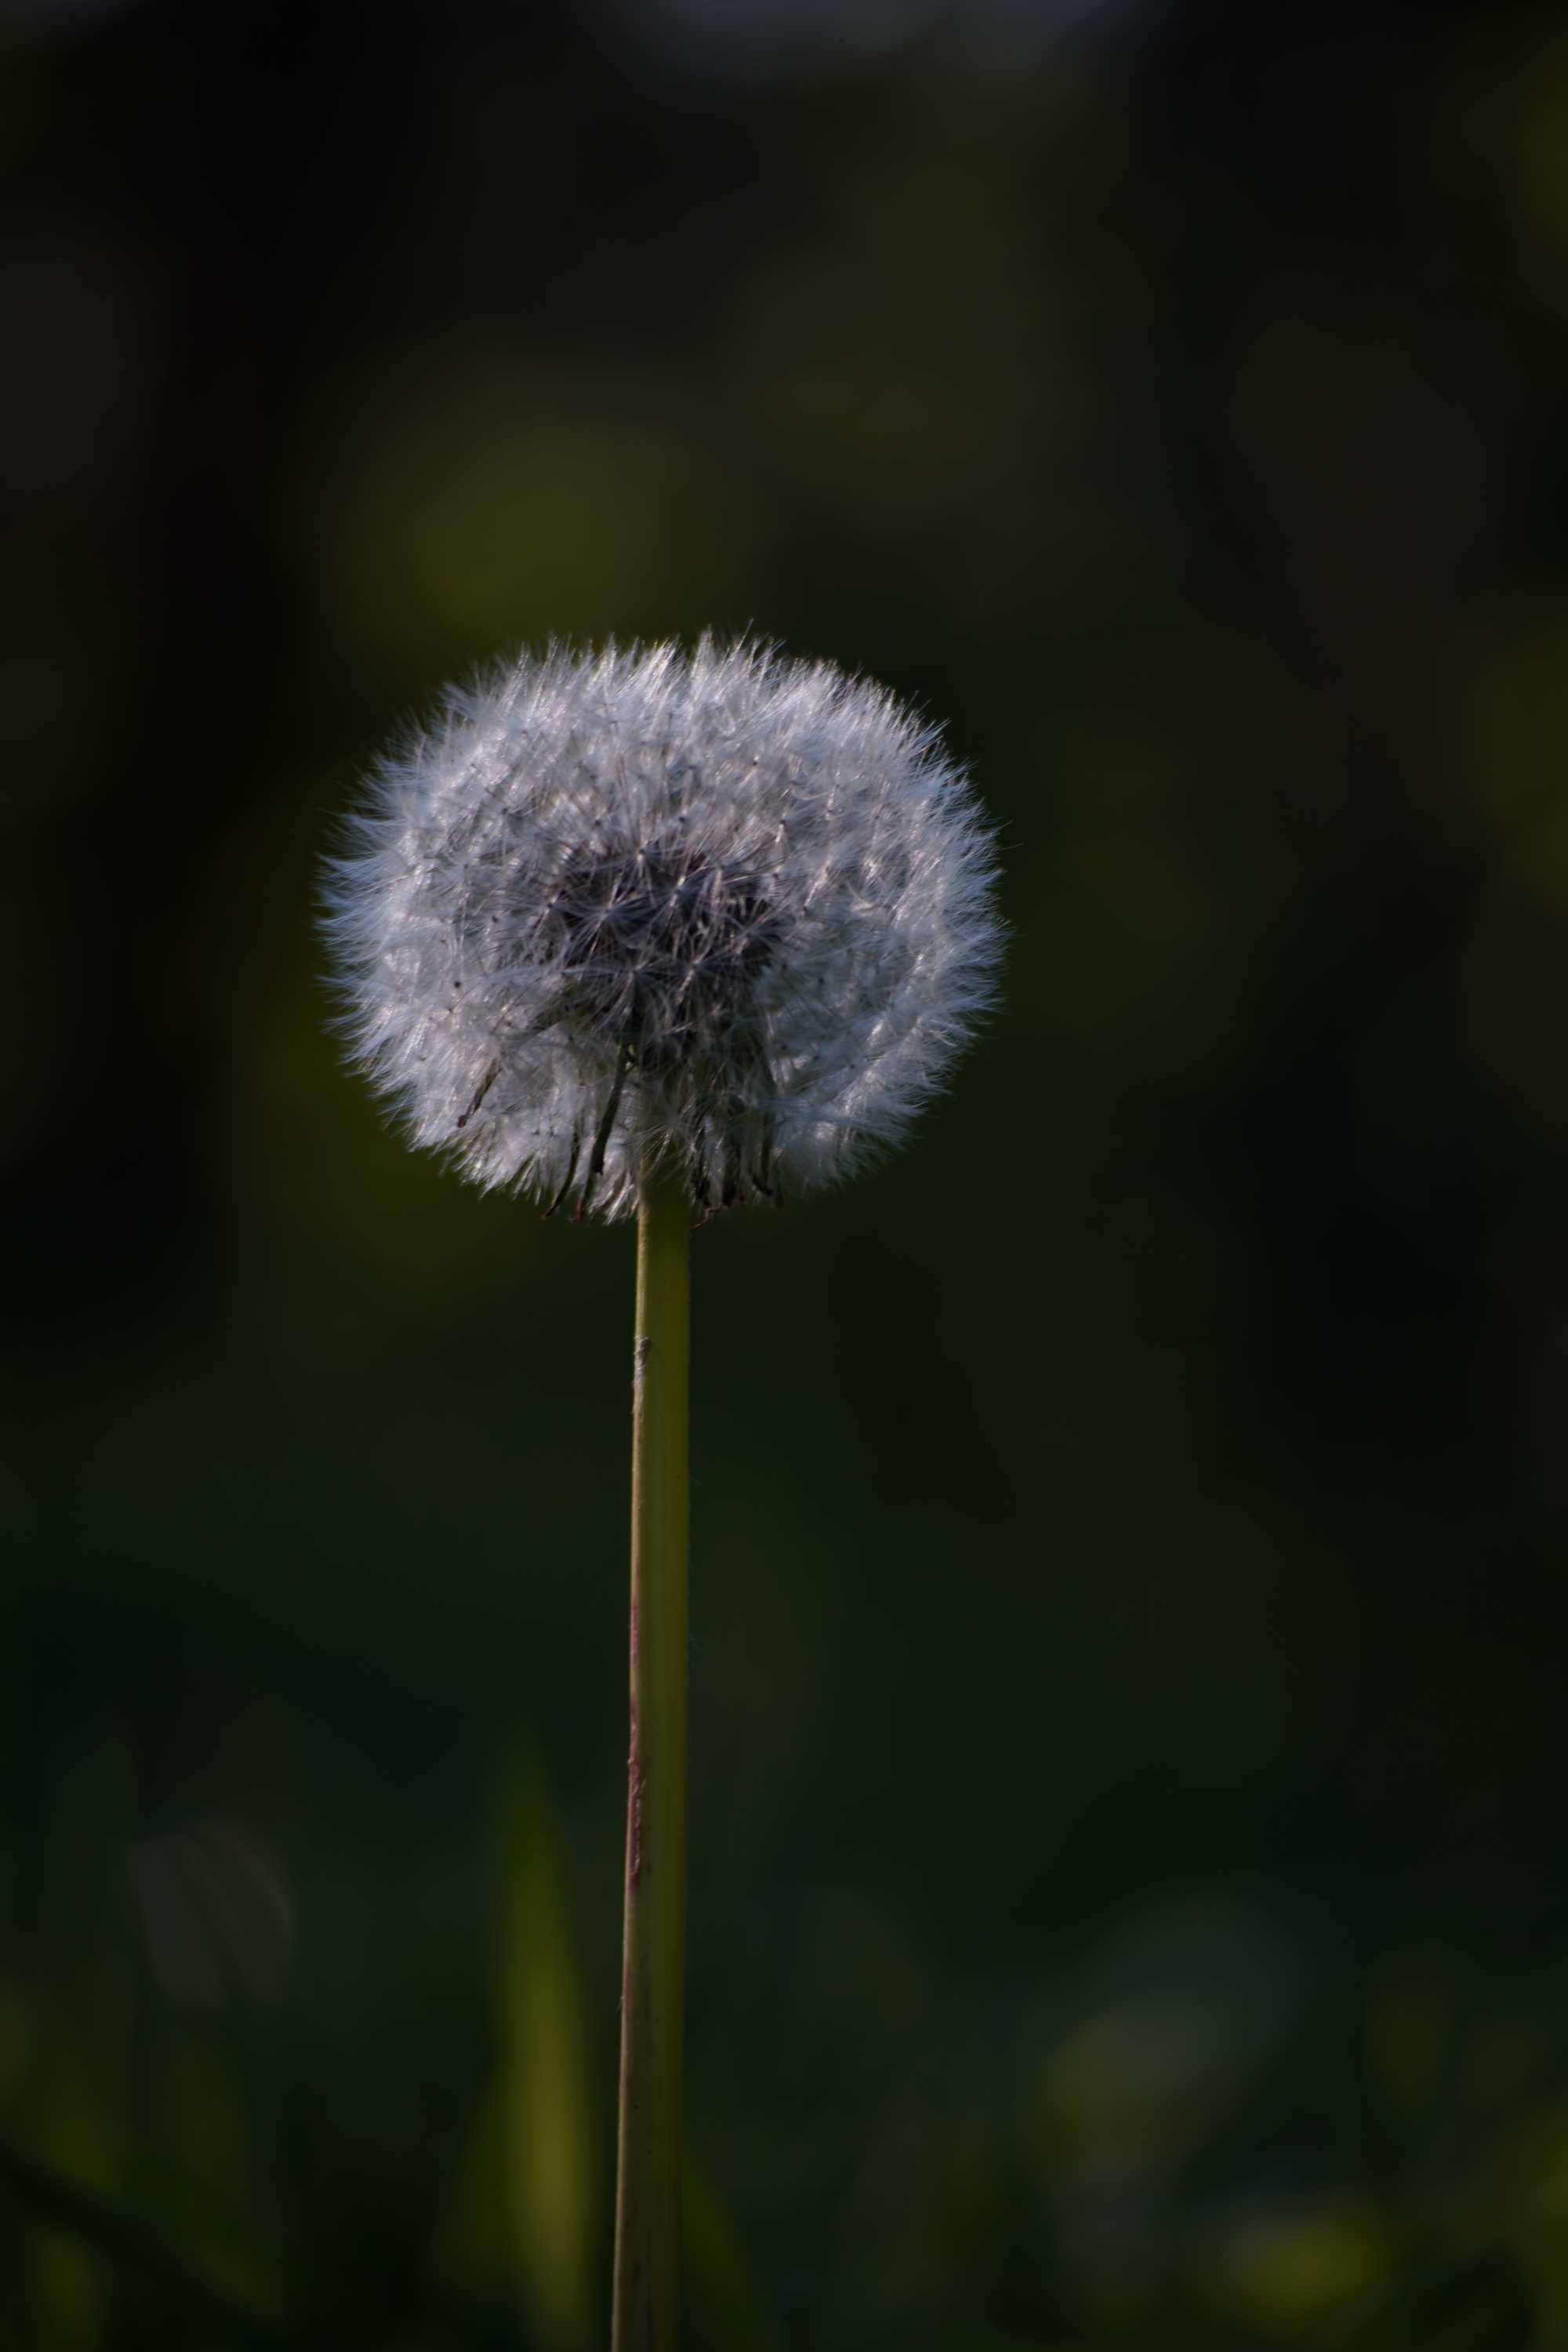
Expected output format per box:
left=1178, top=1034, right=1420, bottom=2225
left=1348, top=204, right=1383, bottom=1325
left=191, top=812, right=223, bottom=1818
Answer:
left=323, top=637, right=1003, bottom=1219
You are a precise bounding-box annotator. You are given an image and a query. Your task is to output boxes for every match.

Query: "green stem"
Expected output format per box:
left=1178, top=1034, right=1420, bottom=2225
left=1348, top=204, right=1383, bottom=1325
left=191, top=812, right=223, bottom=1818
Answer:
left=612, top=1156, right=690, bottom=2352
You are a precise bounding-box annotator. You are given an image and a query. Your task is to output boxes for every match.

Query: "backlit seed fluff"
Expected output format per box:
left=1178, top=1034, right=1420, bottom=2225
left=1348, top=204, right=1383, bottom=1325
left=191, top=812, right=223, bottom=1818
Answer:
left=323, top=637, right=1004, bottom=1221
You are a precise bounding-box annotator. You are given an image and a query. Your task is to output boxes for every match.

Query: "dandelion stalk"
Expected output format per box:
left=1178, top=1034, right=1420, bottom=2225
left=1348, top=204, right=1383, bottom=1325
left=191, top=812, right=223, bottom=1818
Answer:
left=612, top=1151, right=690, bottom=2352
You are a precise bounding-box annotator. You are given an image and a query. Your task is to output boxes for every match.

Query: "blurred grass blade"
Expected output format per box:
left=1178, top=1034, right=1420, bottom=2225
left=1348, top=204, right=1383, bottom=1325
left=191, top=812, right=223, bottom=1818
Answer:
left=499, top=1739, right=597, bottom=2350
left=430, top=1740, right=598, bottom=2343
left=682, top=2160, right=781, bottom=2352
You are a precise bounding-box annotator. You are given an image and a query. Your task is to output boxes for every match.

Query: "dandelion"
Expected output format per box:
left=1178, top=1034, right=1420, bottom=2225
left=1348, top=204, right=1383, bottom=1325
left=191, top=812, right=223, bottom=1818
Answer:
left=323, top=636, right=1000, bottom=1221
left=325, top=636, right=1003, bottom=2350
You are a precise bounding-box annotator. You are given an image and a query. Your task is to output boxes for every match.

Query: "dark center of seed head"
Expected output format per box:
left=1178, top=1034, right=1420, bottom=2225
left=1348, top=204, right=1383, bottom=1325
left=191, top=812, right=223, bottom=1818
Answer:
left=545, top=844, right=776, bottom=1055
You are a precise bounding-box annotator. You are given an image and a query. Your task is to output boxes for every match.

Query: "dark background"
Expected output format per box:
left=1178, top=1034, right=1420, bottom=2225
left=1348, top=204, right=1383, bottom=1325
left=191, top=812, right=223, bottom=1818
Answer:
left=3, top=0, right=1566, bottom=2346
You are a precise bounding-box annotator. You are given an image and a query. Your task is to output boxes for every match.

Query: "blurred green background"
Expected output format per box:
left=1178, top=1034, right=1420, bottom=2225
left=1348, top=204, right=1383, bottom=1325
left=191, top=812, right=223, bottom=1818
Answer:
left=3, top=0, right=1567, bottom=2345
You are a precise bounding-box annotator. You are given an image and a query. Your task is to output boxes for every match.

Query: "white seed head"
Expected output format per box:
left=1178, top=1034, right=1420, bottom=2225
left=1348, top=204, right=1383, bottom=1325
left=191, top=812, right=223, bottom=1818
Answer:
left=323, top=637, right=1003, bottom=1220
